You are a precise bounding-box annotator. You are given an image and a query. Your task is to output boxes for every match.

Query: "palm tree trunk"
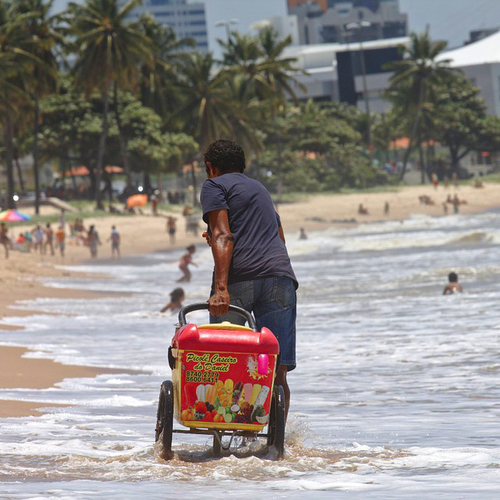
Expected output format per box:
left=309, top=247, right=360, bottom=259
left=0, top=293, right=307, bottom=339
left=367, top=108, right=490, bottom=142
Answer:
left=33, top=97, right=41, bottom=214
left=95, top=88, right=110, bottom=210
left=399, top=84, right=425, bottom=182
left=5, top=105, right=16, bottom=209
left=15, top=157, right=25, bottom=194
left=419, top=143, right=426, bottom=184
left=113, top=84, right=131, bottom=187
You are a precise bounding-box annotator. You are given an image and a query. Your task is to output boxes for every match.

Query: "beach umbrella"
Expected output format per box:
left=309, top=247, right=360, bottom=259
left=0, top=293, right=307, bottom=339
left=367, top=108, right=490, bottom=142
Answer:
left=126, top=194, right=148, bottom=208
left=0, top=209, right=31, bottom=221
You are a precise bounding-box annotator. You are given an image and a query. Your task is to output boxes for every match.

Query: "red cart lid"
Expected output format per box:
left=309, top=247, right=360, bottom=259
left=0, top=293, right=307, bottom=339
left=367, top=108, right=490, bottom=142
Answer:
left=172, top=323, right=279, bottom=355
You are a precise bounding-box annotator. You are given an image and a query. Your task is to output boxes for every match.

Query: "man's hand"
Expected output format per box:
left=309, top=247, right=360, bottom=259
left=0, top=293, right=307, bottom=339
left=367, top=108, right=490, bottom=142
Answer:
left=208, top=289, right=230, bottom=316
left=202, top=230, right=212, bottom=246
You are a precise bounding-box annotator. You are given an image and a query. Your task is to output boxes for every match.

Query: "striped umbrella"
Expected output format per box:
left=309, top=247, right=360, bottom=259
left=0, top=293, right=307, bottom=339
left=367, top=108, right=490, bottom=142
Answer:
left=0, top=209, right=31, bottom=221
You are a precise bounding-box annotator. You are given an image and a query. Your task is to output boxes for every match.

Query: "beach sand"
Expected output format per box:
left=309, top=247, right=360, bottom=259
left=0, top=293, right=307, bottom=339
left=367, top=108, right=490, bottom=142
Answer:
left=1, top=184, right=500, bottom=417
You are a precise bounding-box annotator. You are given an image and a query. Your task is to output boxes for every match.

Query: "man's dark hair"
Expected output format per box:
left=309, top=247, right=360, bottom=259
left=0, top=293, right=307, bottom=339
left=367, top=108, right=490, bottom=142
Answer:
left=448, top=272, right=458, bottom=283
left=204, top=139, right=246, bottom=174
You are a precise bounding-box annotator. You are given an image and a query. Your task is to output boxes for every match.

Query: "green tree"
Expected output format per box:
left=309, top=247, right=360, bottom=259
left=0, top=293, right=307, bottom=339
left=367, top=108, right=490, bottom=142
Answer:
left=0, top=1, right=36, bottom=208
left=433, top=73, right=489, bottom=174
left=386, top=30, right=456, bottom=182
left=68, top=0, right=151, bottom=209
left=16, top=0, right=61, bottom=213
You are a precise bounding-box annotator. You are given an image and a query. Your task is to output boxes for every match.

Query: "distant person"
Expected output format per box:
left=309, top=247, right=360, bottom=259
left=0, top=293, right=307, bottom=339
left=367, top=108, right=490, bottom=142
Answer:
left=44, top=223, right=55, bottom=256
left=151, top=195, right=158, bottom=216
left=87, top=225, right=101, bottom=258
left=299, top=227, right=308, bottom=240
left=431, top=173, right=439, bottom=189
left=358, top=203, right=369, bottom=215
left=452, top=172, right=458, bottom=189
left=442, top=202, right=448, bottom=215
left=384, top=201, right=390, bottom=216
left=176, top=244, right=197, bottom=282
left=443, top=272, right=463, bottom=295
left=1, top=222, right=10, bottom=259
left=108, top=225, right=120, bottom=258
left=160, top=287, right=185, bottom=313
left=32, top=222, right=45, bottom=254
left=443, top=175, right=450, bottom=189
left=452, top=194, right=460, bottom=214
left=55, top=226, right=65, bottom=257
left=166, top=216, right=177, bottom=244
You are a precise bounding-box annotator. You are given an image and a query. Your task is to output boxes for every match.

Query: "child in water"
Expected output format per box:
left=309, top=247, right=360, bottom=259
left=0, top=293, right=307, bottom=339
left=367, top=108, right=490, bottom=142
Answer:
left=443, top=272, right=463, bottom=295
left=176, top=245, right=197, bottom=282
left=161, top=288, right=185, bottom=312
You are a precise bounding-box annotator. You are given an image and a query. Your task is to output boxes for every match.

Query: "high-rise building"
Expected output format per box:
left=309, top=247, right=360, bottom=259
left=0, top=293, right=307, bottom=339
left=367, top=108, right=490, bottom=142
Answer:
left=288, top=0, right=328, bottom=11
left=121, top=0, right=208, bottom=52
left=290, top=0, right=407, bottom=45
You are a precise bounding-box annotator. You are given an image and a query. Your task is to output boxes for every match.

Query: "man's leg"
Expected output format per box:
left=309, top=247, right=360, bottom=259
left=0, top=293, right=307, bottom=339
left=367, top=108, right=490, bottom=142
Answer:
left=275, top=364, right=290, bottom=421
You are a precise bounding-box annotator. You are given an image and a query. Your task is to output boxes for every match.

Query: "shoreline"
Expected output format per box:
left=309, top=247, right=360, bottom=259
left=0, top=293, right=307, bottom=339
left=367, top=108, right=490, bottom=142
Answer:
left=1, top=185, right=500, bottom=418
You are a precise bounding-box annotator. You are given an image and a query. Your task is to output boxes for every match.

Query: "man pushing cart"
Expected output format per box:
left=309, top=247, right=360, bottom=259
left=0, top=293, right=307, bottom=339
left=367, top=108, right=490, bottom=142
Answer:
left=155, top=140, right=298, bottom=459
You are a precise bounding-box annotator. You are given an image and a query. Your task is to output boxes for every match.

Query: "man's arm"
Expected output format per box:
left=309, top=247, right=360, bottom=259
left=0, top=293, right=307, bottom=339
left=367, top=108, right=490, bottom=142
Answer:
left=208, top=209, right=233, bottom=316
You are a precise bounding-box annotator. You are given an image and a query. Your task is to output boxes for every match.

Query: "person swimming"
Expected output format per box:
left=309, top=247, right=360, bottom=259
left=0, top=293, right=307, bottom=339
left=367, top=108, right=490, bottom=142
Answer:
left=443, top=272, right=463, bottom=295
left=160, top=288, right=185, bottom=312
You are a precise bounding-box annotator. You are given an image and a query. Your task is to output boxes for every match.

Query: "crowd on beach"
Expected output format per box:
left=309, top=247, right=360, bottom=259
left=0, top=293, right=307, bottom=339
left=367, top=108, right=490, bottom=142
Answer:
left=0, top=212, right=121, bottom=261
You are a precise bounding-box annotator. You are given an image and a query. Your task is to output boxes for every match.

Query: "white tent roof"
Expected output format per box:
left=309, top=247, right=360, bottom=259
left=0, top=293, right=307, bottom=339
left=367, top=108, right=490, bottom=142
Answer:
left=438, top=30, right=500, bottom=67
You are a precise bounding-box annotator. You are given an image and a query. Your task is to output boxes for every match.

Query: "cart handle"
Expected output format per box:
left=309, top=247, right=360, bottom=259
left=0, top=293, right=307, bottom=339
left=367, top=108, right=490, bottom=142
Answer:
left=178, top=303, right=257, bottom=332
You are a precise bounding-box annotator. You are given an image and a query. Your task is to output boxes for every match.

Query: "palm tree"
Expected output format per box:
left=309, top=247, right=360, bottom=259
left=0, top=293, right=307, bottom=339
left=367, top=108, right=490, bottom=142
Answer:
left=137, top=13, right=195, bottom=118
left=69, top=0, right=151, bottom=209
left=173, top=52, right=234, bottom=151
left=16, top=0, right=61, bottom=214
left=0, top=1, right=36, bottom=209
left=386, top=30, right=455, bottom=182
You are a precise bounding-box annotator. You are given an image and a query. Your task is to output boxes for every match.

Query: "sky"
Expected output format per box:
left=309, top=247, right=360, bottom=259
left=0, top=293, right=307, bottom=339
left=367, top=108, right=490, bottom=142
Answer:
left=53, top=0, right=500, bottom=51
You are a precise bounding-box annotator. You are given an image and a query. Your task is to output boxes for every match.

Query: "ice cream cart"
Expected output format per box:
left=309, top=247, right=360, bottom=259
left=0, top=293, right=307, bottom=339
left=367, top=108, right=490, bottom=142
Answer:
left=155, top=303, right=286, bottom=459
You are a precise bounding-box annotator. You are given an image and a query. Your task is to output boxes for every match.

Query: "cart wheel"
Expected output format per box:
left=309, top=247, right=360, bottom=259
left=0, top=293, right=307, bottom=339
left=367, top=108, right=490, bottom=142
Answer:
left=267, top=385, right=286, bottom=459
left=212, top=431, right=221, bottom=458
left=155, top=380, right=174, bottom=460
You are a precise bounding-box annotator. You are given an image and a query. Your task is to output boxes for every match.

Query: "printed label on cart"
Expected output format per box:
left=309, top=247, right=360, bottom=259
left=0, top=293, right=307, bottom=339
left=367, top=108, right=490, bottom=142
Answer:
left=180, top=350, right=276, bottom=425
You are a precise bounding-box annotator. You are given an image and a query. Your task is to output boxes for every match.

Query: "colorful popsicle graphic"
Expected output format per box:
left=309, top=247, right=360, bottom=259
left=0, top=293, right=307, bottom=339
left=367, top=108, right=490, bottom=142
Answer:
left=250, top=384, right=262, bottom=405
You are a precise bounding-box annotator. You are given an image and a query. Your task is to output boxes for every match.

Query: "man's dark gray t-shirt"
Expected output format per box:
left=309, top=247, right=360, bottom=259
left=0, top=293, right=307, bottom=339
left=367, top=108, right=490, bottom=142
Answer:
left=200, top=173, right=297, bottom=287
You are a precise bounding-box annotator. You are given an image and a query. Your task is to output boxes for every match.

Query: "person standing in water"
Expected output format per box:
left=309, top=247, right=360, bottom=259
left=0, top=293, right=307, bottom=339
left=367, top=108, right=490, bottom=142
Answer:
left=160, top=287, right=185, bottom=312
left=201, top=139, right=298, bottom=421
left=176, top=244, right=197, bottom=282
left=443, top=272, right=463, bottom=295
left=108, top=225, right=120, bottom=258
left=32, top=222, right=45, bottom=254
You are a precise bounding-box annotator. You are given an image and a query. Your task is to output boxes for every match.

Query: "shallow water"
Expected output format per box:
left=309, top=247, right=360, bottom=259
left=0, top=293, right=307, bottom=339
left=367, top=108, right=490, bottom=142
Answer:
left=1, top=211, right=500, bottom=499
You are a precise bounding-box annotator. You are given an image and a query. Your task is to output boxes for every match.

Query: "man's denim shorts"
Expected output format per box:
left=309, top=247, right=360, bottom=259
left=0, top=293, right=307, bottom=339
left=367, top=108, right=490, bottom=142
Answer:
left=211, top=276, right=297, bottom=371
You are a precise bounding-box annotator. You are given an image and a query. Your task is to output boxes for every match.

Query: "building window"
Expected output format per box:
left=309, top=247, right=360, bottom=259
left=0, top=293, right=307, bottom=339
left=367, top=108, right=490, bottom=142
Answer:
left=149, top=0, right=169, bottom=5
left=189, top=20, right=205, bottom=25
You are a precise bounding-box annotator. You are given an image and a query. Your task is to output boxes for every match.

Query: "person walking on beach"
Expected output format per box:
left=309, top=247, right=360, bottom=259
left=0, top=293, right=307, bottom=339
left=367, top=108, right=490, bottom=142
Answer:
left=55, top=226, right=65, bottom=258
left=384, top=201, right=390, bottom=216
left=87, top=225, right=101, bottom=258
left=108, top=225, right=120, bottom=258
left=201, top=139, right=298, bottom=420
left=1, top=222, right=10, bottom=259
left=32, top=223, right=45, bottom=254
left=166, top=216, right=177, bottom=244
left=160, top=287, right=185, bottom=312
left=443, top=272, right=463, bottom=295
left=176, top=244, right=197, bottom=282
left=44, top=223, right=55, bottom=256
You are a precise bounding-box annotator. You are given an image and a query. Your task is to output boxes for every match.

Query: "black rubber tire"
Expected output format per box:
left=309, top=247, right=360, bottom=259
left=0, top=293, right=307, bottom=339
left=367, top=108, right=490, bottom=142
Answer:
left=155, top=380, right=174, bottom=460
left=267, top=384, right=286, bottom=459
left=212, top=431, right=221, bottom=457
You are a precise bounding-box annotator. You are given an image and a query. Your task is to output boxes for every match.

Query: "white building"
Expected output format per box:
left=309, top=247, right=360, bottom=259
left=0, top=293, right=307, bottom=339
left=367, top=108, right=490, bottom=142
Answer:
left=438, top=31, right=500, bottom=116
left=284, top=37, right=409, bottom=112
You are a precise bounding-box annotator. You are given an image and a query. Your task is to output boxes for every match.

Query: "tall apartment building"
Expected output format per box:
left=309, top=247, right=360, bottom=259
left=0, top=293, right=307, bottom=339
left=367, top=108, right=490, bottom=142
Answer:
left=290, top=0, right=407, bottom=45
left=121, top=0, right=208, bottom=52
